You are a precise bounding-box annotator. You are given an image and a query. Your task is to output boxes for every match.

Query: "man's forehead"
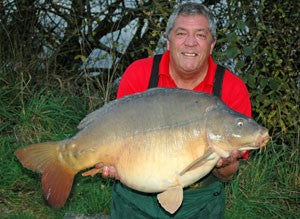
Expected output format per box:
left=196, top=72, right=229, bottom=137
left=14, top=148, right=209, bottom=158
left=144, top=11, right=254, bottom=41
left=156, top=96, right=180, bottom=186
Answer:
left=173, top=15, right=209, bottom=30
left=175, top=27, right=209, bottom=32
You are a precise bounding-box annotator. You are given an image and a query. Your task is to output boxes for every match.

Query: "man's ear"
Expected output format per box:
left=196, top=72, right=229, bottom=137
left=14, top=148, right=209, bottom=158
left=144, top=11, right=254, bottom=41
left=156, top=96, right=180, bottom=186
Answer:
left=167, top=40, right=170, bottom=50
left=210, top=37, right=217, bottom=55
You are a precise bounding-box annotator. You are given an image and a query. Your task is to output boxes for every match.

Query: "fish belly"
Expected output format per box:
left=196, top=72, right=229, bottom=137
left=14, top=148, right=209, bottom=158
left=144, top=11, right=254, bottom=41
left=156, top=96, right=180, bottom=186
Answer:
left=114, top=125, right=210, bottom=193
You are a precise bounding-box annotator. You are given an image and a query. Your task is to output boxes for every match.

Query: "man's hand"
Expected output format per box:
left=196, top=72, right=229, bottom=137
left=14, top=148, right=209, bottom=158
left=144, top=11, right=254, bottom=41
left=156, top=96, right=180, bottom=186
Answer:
left=95, top=163, right=120, bottom=180
left=212, top=150, right=246, bottom=182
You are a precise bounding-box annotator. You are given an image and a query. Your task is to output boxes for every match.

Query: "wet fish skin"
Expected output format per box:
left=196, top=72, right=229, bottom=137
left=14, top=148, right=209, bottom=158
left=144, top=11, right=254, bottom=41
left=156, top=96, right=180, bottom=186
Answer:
left=15, top=88, right=270, bottom=214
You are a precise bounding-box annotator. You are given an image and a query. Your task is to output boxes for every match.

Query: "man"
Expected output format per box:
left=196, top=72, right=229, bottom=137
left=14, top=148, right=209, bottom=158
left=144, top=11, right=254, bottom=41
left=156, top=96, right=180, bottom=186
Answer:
left=99, top=2, right=251, bottom=218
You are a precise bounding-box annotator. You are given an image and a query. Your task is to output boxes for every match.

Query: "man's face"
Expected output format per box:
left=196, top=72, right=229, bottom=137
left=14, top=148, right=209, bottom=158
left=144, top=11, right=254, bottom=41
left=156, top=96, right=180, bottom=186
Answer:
left=167, top=15, right=216, bottom=75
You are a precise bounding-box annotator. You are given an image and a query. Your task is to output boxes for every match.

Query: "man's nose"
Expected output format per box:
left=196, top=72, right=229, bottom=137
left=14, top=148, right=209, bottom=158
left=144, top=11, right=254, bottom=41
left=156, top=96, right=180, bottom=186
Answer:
left=184, top=35, right=197, bottom=46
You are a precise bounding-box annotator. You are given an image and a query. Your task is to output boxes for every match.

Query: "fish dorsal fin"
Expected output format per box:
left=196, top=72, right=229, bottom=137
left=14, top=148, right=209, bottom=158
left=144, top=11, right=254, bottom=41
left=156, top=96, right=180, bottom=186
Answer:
left=179, top=148, right=214, bottom=176
left=157, top=185, right=183, bottom=214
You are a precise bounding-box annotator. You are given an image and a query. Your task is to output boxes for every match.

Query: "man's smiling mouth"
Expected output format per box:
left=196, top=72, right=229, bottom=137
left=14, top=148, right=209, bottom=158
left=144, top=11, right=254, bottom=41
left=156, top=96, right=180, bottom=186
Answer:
left=181, top=52, right=198, bottom=57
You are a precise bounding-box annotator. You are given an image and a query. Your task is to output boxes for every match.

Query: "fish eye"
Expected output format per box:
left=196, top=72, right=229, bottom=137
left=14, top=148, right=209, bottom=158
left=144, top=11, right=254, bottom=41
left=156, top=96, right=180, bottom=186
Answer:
left=237, top=120, right=244, bottom=127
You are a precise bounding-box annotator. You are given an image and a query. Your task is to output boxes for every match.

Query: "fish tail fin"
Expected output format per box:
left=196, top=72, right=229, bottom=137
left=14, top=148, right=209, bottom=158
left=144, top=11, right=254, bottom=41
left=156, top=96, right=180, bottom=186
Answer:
left=15, top=141, right=76, bottom=208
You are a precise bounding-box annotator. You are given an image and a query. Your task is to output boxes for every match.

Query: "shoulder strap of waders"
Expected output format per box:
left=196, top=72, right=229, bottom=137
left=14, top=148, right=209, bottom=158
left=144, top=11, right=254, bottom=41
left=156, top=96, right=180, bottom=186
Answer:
left=148, top=54, right=163, bottom=89
left=148, top=55, right=226, bottom=98
left=212, top=65, right=226, bottom=98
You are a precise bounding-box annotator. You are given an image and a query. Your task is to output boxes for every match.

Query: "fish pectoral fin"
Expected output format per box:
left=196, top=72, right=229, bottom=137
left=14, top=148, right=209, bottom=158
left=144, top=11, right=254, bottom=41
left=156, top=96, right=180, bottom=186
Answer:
left=206, top=131, right=230, bottom=158
left=157, top=185, right=183, bottom=214
left=211, top=144, right=230, bottom=158
left=82, top=168, right=102, bottom=177
left=179, top=148, right=213, bottom=176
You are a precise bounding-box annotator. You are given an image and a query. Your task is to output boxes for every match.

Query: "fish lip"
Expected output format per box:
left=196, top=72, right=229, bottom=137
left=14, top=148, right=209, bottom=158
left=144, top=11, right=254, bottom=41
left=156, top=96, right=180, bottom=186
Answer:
left=252, top=130, right=271, bottom=154
left=239, top=146, right=259, bottom=150
left=237, top=132, right=270, bottom=151
left=256, top=130, right=271, bottom=148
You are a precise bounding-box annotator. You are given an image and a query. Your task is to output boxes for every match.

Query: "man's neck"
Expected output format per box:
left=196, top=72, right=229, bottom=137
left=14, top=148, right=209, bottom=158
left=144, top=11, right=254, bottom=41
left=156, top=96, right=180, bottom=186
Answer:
left=169, top=65, right=208, bottom=90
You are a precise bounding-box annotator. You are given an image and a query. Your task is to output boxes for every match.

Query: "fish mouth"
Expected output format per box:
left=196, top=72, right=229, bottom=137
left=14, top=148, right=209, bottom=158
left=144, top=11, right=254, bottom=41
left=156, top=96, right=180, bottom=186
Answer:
left=181, top=52, right=198, bottom=57
left=237, top=128, right=271, bottom=151
left=254, top=128, right=271, bottom=153
left=256, top=128, right=271, bottom=148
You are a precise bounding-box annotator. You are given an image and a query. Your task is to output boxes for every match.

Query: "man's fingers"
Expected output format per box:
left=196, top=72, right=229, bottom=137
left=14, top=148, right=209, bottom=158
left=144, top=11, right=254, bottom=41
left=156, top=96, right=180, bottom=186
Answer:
left=216, top=159, right=223, bottom=168
left=101, top=166, right=110, bottom=178
left=95, top=163, right=104, bottom=169
left=94, top=163, right=119, bottom=179
left=98, top=165, right=119, bottom=179
left=107, top=167, right=114, bottom=177
left=109, top=166, right=120, bottom=179
left=231, top=150, right=246, bottom=159
left=213, top=150, right=246, bottom=181
left=239, top=150, right=247, bottom=157
left=230, top=150, right=239, bottom=158
left=216, top=150, right=243, bottom=169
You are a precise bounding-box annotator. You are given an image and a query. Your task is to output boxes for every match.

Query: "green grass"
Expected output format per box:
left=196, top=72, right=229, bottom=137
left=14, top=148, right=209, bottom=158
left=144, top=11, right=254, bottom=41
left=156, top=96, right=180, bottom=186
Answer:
left=0, top=86, right=112, bottom=218
left=0, top=86, right=299, bottom=218
left=225, top=144, right=299, bottom=218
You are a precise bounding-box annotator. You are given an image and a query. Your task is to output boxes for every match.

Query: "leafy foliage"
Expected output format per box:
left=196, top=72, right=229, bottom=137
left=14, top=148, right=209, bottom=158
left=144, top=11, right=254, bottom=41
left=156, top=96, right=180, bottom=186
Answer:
left=212, top=1, right=299, bottom=147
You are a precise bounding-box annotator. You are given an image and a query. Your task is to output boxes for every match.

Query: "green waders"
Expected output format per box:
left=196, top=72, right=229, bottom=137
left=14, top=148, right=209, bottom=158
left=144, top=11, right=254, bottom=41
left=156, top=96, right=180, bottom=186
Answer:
left=110, top=174, right=225, bottom=219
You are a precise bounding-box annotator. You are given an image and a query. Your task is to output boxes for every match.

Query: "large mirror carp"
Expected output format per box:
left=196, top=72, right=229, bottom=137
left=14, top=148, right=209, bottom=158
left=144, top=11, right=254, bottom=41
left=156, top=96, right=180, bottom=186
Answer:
left=15, top=88, right=270, bottom=214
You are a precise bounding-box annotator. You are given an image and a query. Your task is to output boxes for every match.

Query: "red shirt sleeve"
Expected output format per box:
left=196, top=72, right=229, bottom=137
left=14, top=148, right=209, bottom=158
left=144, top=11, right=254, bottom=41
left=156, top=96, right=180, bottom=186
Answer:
left=117, top=58, right=153, bottom=99
left=221, top=71, right=252, bottom=118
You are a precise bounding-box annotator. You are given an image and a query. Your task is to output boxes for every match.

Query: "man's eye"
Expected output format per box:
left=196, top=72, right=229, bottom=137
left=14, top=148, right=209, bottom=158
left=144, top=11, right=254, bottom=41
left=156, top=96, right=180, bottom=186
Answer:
left=177, top=32, right=186, bottom=36
left=196, top=34, right=206, bottom=39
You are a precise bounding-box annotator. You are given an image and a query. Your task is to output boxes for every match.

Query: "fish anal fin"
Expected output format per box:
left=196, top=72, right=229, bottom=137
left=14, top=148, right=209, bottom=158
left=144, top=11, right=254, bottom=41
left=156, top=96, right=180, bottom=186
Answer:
left=157, top=185, right=183, bottom=214
left=15, top=141, right=76, bottom=208
left=179, top=148, right=213, bottom=176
